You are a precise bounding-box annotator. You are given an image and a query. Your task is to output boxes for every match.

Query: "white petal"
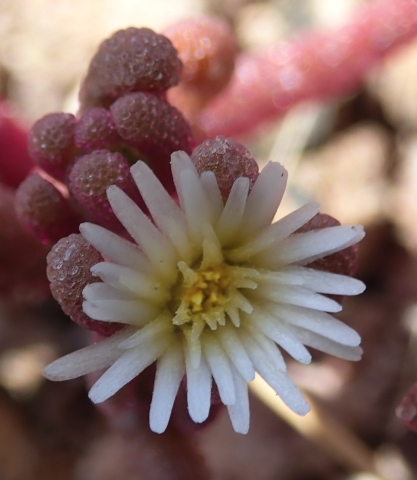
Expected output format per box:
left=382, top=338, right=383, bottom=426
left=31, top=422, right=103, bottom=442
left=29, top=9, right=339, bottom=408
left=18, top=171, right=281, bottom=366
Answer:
left=43, top=328, right=133, bottom=381
left=119, top=313, right=173, bottom=349
left=238, top=329, right=287, bottom=377
left=80, top=223, right=149, bottom=271
left=83, top=282, right=135, bottom=301
left=240, top=162, right=288, bottom=237
left=88, top=334, right=169, bottom=403
left=253, top=284, right=343, bottom=312
left=215, top=177, right=249, bottom=246
left=83, top=298, right=160, bottom=325
left=179, top=169, right=213, bottom=243
left=90, top=262, right=169, bottom=303
left=149, top=341, right=184, bottom=433
left=107, top=186, right=177, bottom=282
left=202, top=335, right=236, bottom=405
left=217, top=326, right=255, bottom=381
left=285, top=325, right=363, bottom=360
left=298, top=226, right=365, bottom=265
left=227, top=202, right=320, bottom=262
left=283, top=267, right=366, bottom=295
left=200, top=171, right=224, bottom=220
left=185, top=350, right=212, bottom=423
left=247, top=310, right=310, bottom=364
left=239, top=329, right=309, bottom=415
left=171, top=151, right=199, bottom=208
left=227, top=365, right=250, bottom=434
left=130, top=161, right=195, bottom=262
left=274, top=304, right=361, bottom=347
left=255, top=225, right=364, bottom=268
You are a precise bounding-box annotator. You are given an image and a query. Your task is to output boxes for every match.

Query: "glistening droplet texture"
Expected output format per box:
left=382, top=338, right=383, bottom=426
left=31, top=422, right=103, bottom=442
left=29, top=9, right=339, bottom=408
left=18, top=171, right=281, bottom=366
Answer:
left=68, top=150, right=143, bottom=231
left=27, top=113, right=76, bottom=180
left=79, top=27, right=182, bottom=109
left=111, top=92, right=195, bottom=190
left=74, top=108, right=120, bottom=151
left=47, top=234, right=121, bottom=337
left=191, top=136, right=259, bottom=201
left=15, top=173, right=79, bottom=245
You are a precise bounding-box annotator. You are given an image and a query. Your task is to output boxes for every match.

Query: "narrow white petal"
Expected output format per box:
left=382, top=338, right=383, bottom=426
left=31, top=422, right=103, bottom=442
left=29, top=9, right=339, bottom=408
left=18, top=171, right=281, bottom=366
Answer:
left=179, top=169, right=213, bottom=242
left=227, top=366, right=250, bottom=434
left=217, top=326, right=255, bottom=381
left=90, top=262, right=168, bottom=303
left=200, top=171, right=224, bottom=220
left=89, top=335, right=169, bottom=403
left=274, top=304, right=361, bottom=346
left=216, top=177, right=249, bottom=246
left=283, top=267, right=366, bottom=295
left=227, top=202, right=320, bottom=262
left=297, top=226, right=365, bottom=265
left=119, top=313, right=173, bottom=349
left=150, top=342, right=184, bottom=433
left=107, top=186, right=177, bottom=281
left=185, top=350, right=212, bottom=423
left=239, top=329, right=309, bottom=415
left=285, top=325, right=363, bottom=360
left=240, top=161, right=288, bottom=237
left=171, top=151, right=199, bottom=208
left=80, top=223, right=149, bottom=271
left=253, top=285, right=342, bottom=312
left=238, top=329, right=287, bottom=376
left=130, top=161, right=195, bottom=262
left=83, top=298, right=160, bottom=325
left=43, top=328, right=133, bottom=381
left=255, top=225, right=363, bottom=268
left=247, top=310, right=310, bottom=364
left=202, top=335, right=236, bottom=405
left=83, top=282, right=135, bottom=301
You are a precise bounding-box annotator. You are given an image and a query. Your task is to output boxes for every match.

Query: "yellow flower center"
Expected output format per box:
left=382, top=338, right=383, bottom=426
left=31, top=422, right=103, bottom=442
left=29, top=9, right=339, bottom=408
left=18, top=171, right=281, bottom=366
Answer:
left=183, top=265, right=230, bottom=314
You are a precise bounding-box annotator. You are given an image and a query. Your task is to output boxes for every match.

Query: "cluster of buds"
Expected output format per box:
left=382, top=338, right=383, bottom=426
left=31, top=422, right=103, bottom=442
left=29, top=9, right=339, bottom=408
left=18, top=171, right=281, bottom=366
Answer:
left=15, top=27, right=194, bottom=246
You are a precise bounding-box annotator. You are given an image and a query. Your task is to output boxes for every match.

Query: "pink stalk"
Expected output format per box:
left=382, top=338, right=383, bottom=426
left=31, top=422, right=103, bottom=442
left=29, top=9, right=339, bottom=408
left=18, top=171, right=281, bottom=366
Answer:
left=0, top=101, right=34, bottom=188
left=198, top=0, right=417, bottom=139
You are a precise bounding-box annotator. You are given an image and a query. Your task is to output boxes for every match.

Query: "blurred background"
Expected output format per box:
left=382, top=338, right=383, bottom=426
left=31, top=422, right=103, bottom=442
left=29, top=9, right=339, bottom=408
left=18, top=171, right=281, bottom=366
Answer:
left=1, top=0, right=417, bottom=479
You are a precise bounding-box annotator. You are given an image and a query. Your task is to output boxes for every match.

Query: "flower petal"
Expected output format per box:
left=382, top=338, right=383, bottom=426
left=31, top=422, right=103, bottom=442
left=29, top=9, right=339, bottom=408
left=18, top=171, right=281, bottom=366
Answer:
left=88, top=334, right=169, bottom=403
left=282, top=267, right=366, bottom=295
left=149, top=341, right=184, bottom=433
left=90, top=262, right=169, bottom=303
left=217, top=326, right=255, bottom=381
left=83, top=298, right=160, bottom=325
left=275, top=304, right=361, bottom=347
left=107, top=185, right=177, bottom=282
left=227, top=202, right=320, bottom=262
left=240, top=161, right=288, bottom=237
left=80, top=223, right=149, bottom=271
left=216, top=177, right=249, bottom=246
left=227, top=365, right=250, bottom=434
left=285, top=325, right=363, bottom=361
left=203, top=334, right=236, bottom=405
left=255, top=225, right=364, bottom=268
left=130, top=161, right=195, bottom=262
left=253, top=284, right=343, bottom=312
left=185, top=350, right=212, bottom=423
left=43, top=328, right=133, bottom=381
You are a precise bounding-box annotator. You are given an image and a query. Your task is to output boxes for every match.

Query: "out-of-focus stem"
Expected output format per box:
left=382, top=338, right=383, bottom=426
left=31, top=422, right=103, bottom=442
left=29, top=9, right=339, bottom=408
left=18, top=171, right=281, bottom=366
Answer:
left=198, top=0, right=417, bottom=139
left=249, top=374, right=388, bottom=479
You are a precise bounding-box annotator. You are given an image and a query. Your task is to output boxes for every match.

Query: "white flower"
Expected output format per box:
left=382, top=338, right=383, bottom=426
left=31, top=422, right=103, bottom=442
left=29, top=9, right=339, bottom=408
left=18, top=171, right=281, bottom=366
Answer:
left=43, top=151, right=365, bottom=434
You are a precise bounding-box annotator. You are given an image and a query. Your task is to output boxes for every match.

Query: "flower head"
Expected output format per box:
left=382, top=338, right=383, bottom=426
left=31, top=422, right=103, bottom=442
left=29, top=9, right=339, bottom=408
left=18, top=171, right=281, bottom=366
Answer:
left=43, top=151, right=365, bottom=434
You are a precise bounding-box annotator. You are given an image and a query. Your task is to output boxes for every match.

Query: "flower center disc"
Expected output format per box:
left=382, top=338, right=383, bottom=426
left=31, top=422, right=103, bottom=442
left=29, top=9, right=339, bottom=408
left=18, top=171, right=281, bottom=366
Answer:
left=183, top=265, right=230, bottom=313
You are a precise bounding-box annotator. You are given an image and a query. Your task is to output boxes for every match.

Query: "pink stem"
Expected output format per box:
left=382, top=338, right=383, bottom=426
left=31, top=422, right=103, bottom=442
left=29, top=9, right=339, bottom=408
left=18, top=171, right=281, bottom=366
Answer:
left=198, top=0, right=417, bottom=139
